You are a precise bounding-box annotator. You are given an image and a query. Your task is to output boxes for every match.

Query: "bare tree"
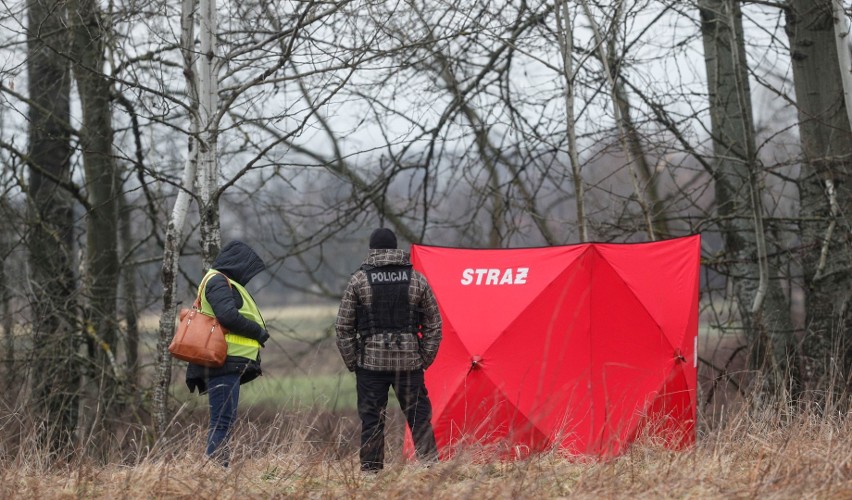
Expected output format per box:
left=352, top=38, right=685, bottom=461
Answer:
left=785, top=0, right=852, bottom=401
left=68, top=0, right=123, bottom=431
left=152, top=0, right=204, bottom=435
left=25, top=0, right=80, bottom=453
left=581, top=1, right=661, bottom=240
left=556, top=1, right=588, bottom=242
left=700, top=0, right=796, bottom=397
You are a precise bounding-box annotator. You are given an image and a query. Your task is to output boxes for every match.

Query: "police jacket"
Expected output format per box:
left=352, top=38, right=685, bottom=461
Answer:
left=335, top=248, right=442, bottom=371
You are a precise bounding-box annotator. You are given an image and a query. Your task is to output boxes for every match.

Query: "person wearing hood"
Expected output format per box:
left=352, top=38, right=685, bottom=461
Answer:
left=186, top=240, right=270, bottom=467
left=335, top=228, right=442, bottom=473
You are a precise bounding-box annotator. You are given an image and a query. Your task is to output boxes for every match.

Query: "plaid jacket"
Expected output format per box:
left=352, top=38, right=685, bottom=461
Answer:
left=335, top=249, right=442, bottom=371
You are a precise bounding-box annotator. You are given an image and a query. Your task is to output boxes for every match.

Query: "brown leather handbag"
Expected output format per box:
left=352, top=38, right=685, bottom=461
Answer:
left=168, top=272, right=230, bottom=367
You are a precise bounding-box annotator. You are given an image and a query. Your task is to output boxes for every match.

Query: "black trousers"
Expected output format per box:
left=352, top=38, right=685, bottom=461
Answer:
left=356, top=368, right=438, bottom=471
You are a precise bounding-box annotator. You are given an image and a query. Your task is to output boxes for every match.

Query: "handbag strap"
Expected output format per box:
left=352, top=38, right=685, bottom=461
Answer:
left=193, top=270, right=233, bottom=309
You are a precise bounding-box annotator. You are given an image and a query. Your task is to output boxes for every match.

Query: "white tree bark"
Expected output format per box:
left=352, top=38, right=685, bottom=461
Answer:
left=198, top=0, right=222, bottom=267
left=152, top=0, right=202, bottom=436
left=153, top=147, right=199, bottom=436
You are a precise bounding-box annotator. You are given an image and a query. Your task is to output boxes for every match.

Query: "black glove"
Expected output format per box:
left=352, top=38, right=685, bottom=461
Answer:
left=257, top=328, right=270, bottom=347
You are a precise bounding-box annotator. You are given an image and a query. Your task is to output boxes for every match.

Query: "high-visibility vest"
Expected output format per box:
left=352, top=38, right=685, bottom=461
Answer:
left=199, top=269, right=264, bottom=360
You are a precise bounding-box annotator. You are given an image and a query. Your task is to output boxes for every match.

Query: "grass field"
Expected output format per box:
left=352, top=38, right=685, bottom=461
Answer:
left=218, top=373, right=357, bottom=409
left=3, top=306, right=850, bottom=498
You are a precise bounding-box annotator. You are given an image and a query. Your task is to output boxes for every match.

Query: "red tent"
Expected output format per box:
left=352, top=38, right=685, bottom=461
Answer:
left=404, top=235, right=700, bottom=459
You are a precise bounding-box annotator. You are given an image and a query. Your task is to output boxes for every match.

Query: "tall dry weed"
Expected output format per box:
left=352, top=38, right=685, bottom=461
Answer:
left=0, top=397, right=849, bottom=498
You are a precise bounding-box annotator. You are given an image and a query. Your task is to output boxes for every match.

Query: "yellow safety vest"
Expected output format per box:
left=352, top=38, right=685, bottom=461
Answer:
left=199, top=269, right=265, bottom=360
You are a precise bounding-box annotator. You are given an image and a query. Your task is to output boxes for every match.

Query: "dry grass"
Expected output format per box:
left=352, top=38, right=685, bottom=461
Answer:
left=7, top=307, right=850, bottom=497
left=1, top=402, right=850, bottom=499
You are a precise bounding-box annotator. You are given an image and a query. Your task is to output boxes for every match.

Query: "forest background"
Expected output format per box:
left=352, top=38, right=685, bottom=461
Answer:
left=0, top=0, right=851, bottom=497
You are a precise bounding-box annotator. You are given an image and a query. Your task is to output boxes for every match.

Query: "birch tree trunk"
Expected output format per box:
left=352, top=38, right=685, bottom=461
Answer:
left=197, top=0, right=222, bottom=265
left=700, top=0, right=796, bottom=398
left=153, top=156, right=199, bottom=435
left=153, top=0, right=202, bottom=435
left=26, top=0, right=80, bottom=453
left=785, top=0, right=852, bottom=403
left=153, top=0, right=224, bottom=434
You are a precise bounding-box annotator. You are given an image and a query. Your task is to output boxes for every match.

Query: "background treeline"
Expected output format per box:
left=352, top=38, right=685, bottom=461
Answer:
left=0, top=0, right=849, bottom=461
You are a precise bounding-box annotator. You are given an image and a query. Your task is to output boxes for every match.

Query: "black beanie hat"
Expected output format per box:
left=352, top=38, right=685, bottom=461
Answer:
left=369, top=228, right=397, bottom=249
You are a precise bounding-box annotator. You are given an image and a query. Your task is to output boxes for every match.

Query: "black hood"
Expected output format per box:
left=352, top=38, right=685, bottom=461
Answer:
left=212, top=240, right=265, bottom=285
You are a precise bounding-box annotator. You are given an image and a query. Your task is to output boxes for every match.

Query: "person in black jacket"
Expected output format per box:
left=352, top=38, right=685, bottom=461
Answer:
left=185, top=240, right=270, bottom=467
left=335, top=228, right=442, bottom=473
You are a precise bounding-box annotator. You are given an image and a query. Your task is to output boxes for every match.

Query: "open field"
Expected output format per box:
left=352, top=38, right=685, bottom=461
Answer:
left=2, top=306, right=849, bottom=498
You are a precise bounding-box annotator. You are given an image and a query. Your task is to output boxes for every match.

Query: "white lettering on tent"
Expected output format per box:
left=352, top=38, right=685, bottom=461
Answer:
left=486, top=269, right=500, bottom=284
left=460, top=267, right=529, bottom=285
